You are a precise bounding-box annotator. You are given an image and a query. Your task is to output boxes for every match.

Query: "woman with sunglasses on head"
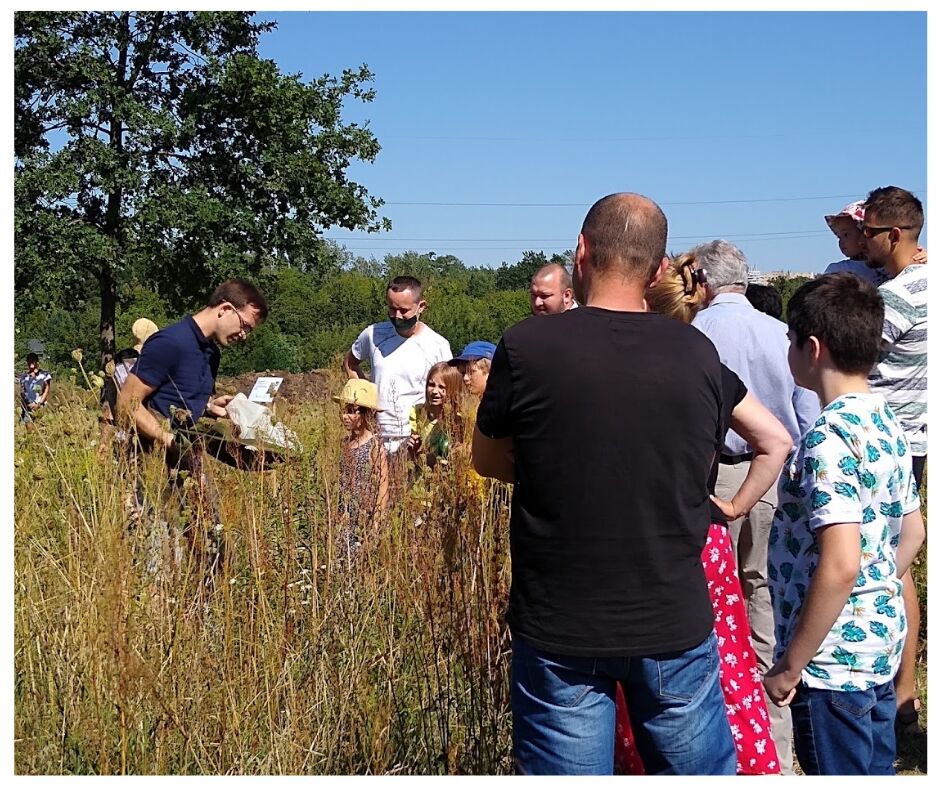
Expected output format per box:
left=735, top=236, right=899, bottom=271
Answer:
left=613, top=253, right=793, bottom=776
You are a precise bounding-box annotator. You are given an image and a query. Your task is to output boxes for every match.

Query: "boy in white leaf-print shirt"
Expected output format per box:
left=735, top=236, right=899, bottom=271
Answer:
left=765, top=273, right=924, bottom=776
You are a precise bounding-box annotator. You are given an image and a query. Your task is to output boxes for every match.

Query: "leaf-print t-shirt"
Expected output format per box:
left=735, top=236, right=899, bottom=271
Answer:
left=769, top=392, right=920, bottom=692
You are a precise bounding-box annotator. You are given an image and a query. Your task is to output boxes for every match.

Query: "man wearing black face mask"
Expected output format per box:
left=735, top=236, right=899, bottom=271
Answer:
left=343, top=276, right=452, bottom=454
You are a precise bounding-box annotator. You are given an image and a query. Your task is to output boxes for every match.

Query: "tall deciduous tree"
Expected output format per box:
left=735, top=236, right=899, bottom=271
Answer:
left=14, top=11, right=390, bottom=366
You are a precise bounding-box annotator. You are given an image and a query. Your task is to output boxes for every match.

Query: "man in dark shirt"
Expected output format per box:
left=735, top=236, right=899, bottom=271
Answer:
left=118, top=279, right=267, bottom=577
left=472, top=193, right=736, bottom=775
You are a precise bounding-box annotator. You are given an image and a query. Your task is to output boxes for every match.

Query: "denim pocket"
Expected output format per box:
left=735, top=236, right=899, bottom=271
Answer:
left=655, top=632, right=717, bottom=702
left=829, top=687, right=878, bottom=718
left=514, top=640, right=598, bottom=709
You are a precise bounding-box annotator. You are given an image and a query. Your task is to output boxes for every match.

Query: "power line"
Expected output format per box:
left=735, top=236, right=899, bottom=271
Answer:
left=327, top=230, right=831, bottom=243
left=382, top=191, right=926, bottom=208
left=340, top=233, right=832, bottom=252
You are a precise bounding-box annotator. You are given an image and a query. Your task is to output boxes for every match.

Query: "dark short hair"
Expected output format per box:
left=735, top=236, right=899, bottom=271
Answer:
left=787, top=273, right=884, bottom=375
left=863, top=186, right=924, bottom=239
left=26, top=352, right=39, bottom=364
left=581, top=193, right=668, bottom=281
left=745, top=283, right=783, bottom=320
left=388, top=275, right=424, bottom=300
left=208, top=279, right=269, bottom=321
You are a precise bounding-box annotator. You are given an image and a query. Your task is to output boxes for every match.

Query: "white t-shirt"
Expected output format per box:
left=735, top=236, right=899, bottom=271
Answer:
left=351, top=321, right=452, bottom=439
left=823, top=259, right=888, bottom=286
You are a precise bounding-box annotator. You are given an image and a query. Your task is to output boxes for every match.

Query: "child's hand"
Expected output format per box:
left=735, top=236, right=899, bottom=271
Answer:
left=407, top=434, right=422, bottom=455
left=913, top=246, right=928, bottom=264
left=763, top=661, right=799, bottom=707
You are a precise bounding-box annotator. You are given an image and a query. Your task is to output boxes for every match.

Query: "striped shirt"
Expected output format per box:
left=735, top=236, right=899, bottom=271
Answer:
left=870, top=264, right=927, bottom=455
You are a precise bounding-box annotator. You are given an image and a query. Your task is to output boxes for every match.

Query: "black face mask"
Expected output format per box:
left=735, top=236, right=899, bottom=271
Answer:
left=391, top=314, right=418, bottom=334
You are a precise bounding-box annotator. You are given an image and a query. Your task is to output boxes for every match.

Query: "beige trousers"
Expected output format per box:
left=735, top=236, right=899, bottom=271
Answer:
left=716, top=460, right=794, bottom=775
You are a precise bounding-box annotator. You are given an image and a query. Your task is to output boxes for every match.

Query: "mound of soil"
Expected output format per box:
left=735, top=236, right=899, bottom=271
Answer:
left=217, top=369, right=332, bottom=405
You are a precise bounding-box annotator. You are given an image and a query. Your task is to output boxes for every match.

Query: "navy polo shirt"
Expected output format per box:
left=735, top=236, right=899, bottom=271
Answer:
left=133, top=315, right=221, bottom=426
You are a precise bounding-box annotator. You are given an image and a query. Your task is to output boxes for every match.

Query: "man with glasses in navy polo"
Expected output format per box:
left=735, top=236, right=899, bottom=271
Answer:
left=690, top=240, right=819, bottom=774
left=118, top=278, right=268, bottom=580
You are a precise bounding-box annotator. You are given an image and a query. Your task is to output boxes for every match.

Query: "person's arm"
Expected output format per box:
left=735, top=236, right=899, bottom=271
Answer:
left=792, top=384, right=820, bottom=438
left=372, top=442, right=390, bottom=524
left=471, top=338, right=515, bottom=483
left=117, top=373, right=174, bottom=448
left=711, top=392, right=792, bottom=519
left=39, top=376, right=51, bottom=406
left=472, top=426, right=514, bottom=483
left=895, top=509, right=926, bottom=577
left=343, top=350, right=364, bottom=380
left=764, top=522, right=861, bottom=706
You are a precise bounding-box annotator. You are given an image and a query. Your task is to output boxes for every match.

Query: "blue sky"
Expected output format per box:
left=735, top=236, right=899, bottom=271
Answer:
left=260, top=11, right=927, bottom=274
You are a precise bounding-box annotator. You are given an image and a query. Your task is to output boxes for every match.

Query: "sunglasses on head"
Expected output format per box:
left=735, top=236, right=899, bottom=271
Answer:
left=679, top=260, right=707, bottom=295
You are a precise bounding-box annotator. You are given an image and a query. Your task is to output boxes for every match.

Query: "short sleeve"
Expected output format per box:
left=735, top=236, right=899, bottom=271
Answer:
left=476, top=339, right=513, bottom=440
left=879, top=285, right=914, bottom=344
left=132, top=330, right=177, bottom=389
left=801, top=426, right=864, bottom=531
left=902, top=455, right=922, bottom=516
left=351, top=326, right=371, bottom=362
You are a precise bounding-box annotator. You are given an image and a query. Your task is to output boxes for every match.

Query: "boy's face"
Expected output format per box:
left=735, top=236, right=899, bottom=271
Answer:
left=830, top=217, right=866, bottom=261
left=463, top=361, right=489, bottom=397
left=786, top=329, right=814, bottom=389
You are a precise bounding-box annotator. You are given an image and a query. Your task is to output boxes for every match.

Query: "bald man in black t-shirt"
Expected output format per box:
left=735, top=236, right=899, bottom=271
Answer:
left=473, top=193, right=736, bottom=776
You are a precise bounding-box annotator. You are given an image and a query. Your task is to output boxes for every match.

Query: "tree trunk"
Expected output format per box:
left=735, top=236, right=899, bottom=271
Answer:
left=99, top=264, right=117, bottom=366
left=99, top=11, right=129, bottom=369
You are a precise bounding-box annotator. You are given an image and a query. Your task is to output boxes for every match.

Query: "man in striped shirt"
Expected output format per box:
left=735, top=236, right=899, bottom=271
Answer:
left=861, top=184, right=927, bottom=737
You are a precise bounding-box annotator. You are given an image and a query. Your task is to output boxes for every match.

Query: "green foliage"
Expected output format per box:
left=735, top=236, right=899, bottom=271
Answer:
left=15, top=11, right=389, bottom=365
left=16, top=247, right=553, bottom=375
left=768, top=275, right=815, bottom=319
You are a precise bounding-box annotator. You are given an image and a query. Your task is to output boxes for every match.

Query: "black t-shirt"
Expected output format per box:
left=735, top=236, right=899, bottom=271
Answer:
left=477, top=307, right=725, bottom=657
left=709, top=365, right=748, bottom=526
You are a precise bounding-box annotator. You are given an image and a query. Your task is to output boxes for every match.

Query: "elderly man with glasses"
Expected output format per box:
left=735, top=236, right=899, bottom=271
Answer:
left=690, top=240, right=820, bottom=775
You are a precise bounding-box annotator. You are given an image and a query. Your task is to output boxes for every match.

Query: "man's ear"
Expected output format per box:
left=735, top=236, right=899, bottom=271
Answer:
left=647, top=256, right=670, bottom=290
left=574, top=233, right=587, bottom=271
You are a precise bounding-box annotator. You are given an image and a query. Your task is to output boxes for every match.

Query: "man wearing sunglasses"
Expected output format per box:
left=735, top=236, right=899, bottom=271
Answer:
left=861, top=185, right=928, bottom=738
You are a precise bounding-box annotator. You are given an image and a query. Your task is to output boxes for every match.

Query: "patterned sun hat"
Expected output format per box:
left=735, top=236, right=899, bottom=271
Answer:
left=824, top=200, right=865, bottom=230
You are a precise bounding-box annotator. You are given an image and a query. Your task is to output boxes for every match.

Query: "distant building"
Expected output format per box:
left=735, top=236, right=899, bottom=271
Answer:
left=748, top=270, right=816, bottom=285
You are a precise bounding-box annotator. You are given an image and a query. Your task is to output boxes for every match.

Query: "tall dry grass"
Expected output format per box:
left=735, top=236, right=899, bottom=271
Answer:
left=14, top=372, right=513, bottom=774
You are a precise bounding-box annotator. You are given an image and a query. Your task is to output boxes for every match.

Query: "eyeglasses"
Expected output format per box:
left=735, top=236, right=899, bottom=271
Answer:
left=861, top=224, right=913, bottom=239
left=224, top=302, right=253, bottom=336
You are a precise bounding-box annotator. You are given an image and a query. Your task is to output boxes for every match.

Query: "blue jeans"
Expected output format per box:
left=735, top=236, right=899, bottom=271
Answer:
left=790, top=681, right=896, bottom=775
left=511, top=631, right=736, bottom=775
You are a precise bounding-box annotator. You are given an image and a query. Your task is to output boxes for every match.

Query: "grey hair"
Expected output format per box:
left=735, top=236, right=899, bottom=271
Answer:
left=689, top=239, right=749, bottom=292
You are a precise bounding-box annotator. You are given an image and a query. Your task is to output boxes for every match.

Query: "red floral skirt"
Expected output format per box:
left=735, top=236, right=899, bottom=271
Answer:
left=614, top=523, right=781, bottom=775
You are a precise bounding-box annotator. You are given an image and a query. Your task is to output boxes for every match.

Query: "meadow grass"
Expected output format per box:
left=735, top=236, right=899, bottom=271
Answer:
left=14, top=373, right=512, bottom=774
left=13, top=376, right=928, bottom=774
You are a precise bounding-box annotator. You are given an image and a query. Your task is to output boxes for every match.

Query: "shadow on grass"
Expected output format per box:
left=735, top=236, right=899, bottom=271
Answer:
left=896, top=724, right=927, bottom=774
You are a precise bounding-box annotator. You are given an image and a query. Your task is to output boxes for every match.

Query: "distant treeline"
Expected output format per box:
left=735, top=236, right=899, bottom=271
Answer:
left=15, top=245, right=811, bottom=377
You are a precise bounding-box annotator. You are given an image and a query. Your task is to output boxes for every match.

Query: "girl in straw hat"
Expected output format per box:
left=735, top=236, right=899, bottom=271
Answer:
left=333, top=379, right=389, bottom=557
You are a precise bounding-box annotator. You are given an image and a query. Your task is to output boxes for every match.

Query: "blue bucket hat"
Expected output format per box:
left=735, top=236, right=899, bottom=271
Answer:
left=449, top=340, right=497, bottom=364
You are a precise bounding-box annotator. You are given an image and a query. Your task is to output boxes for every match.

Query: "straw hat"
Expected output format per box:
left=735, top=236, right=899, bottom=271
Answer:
left=132, top=318, right=159, bottom=349
left=332, top=379, right=384, bottom=412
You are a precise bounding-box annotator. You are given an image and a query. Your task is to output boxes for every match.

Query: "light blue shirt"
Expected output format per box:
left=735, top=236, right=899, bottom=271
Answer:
left=692, top=292, right=820, bottom=455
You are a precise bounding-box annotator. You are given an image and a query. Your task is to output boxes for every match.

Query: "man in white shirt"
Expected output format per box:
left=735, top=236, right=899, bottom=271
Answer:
left=344, top=276, right=452, bottom=453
